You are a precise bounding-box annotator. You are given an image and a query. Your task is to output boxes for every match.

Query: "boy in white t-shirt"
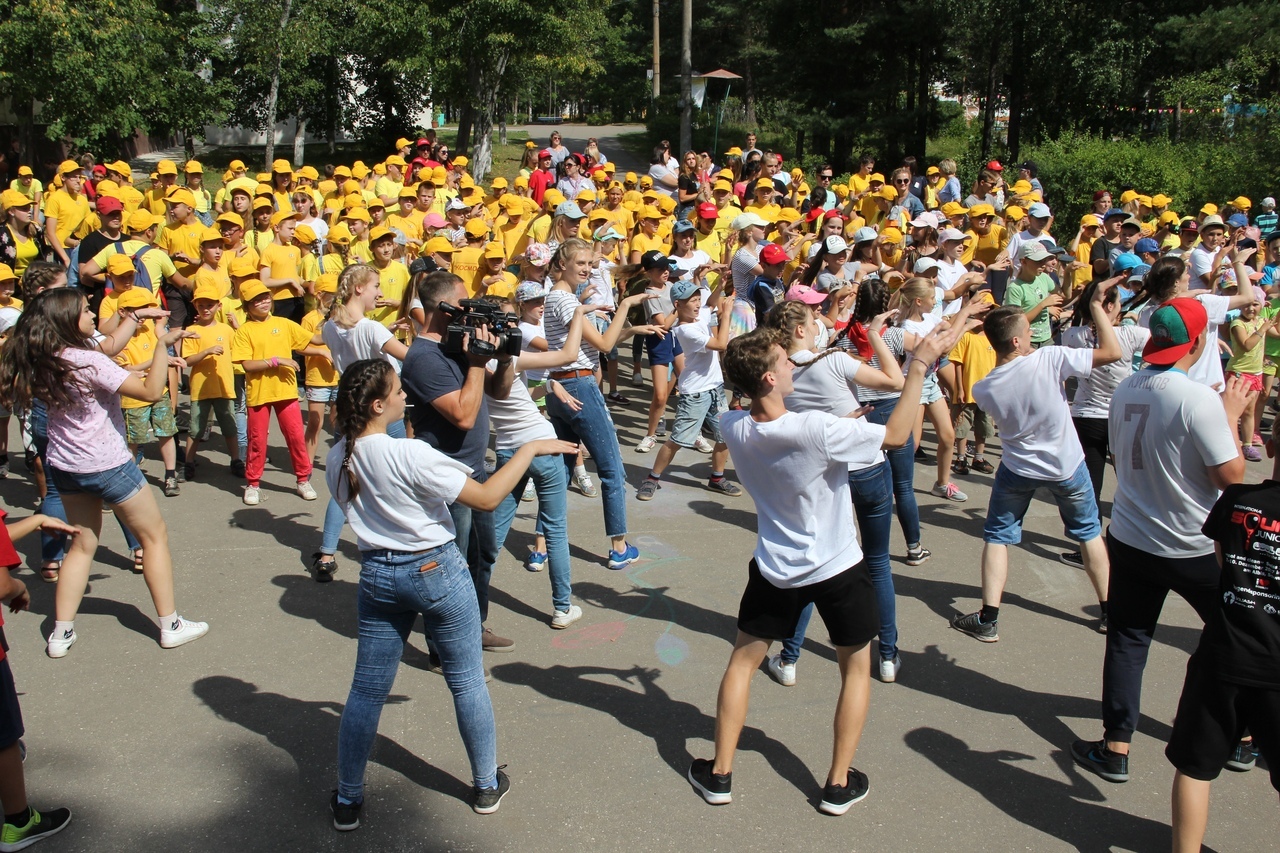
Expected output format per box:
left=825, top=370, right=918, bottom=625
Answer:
left=687, top=316, right=963, bottom=816
left=952, top=279, right=1122, bottom=643
left=636, top=280, right=740, bottom=500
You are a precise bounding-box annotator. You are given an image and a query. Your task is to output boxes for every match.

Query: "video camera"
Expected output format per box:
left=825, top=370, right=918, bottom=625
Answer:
left=439, top=299, right=523, bottom=358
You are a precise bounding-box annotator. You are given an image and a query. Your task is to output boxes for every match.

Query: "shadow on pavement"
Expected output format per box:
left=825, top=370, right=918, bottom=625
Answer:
left=491, top=661, right=818, bottom=796
left=904, top=727, right=1195, bottom=853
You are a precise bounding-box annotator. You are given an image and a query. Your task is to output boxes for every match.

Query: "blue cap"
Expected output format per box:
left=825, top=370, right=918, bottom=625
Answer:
left=1134, top=237, right=1161, bottom=254
left=1227, top=213, right=1249, bottom=228
left=1112, top=252, right=1142, bottom=273
left=1103, top=208, right=1127, bottom=220
left=1127, top=263, right=1152, bottom=280
left=671, top=279, right=700, bottom=301
left=672, top=219, right=696, bottom=234
left=553, top=201, right=585, bottom=219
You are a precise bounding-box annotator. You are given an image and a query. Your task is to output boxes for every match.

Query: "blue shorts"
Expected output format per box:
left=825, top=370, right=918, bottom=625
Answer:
left=983, top=459, right=1101, bottom=545
left=305, top=385, right=340, bottom=403
left=645, top=333, right=683, bottom=367
left=50, top=460, right=148, bottom=505
left=670, top=386, right=726, bottom=447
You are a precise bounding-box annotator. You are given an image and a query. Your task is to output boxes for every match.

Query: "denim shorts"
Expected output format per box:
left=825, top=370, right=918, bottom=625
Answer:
left=51, top=460, right=147, bottom=505
left=305, top=384, right=340, bottom=403
left=982, top=459, right=1101, bottom=545
left=670, top=385, right=726, bottom=447
left=919, top=372, right=942, bottom=405
left=645, top=332, right=683, bottom=368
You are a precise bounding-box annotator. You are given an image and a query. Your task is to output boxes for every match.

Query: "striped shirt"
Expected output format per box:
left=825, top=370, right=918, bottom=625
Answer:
left=1255, top=211, right=1278, bottom=237
left=543, top=288, right=596, bottom=370
left=855, top=326, right=907, bottom=404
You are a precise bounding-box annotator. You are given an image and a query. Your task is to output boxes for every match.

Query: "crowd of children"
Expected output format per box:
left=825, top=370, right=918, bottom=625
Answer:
left=0, top=136, right=1276, bottom=847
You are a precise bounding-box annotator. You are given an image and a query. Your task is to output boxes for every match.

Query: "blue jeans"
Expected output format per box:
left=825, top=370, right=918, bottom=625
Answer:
left=319, top=419, right=406, bottom=555
left=336, top=544, right=497, bottom=802
left=234, top=375, right=248, bottom=458
left=865, top=396, right=921, bottom=546
left=448, top=499, right=498, bottom=623
left=493, top=451, right=571, bottom=611
left=782, top=461, right=898, bottom=662
left=30, top=401, right=139, bottom=562
left=545, top=375, right=627, bottom=539
left=983, top=459, right=1101, bottom=545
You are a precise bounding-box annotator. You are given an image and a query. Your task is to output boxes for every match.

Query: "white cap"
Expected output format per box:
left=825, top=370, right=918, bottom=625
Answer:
left=913, top=257, right=940, bottom=275
left=1263, top=197, right=1276, bottom=210
left=909, top=212, right=940, bottom=229
left=938, top=227, right=972, bottom=243
left=823, top=235, right=849, bottom=255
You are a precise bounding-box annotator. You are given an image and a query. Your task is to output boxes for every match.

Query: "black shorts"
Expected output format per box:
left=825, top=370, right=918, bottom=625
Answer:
left=736, top=559, right=878, bottom=648
left=1165, top=649, right=1280, bottom=792
left=0, top=658, right=24, bottom=750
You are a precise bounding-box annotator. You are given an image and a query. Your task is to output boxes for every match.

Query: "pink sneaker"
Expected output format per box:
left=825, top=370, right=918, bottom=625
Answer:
left=1244, top=445, right=1263, bottom=462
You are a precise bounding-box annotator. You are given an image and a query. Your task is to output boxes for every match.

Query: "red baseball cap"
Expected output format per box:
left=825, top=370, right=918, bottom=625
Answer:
left=96, top=196, right=124, bottom=215
left=92, top=164, right=107, bottom=176
left=759, top=243, right=788, bottom=265
left=823, top=210, right=846, bottom=221
left=697, top=202, right=718, bottom=220
left=986, top=160, right=1004, bottom=171
left=1142, top=298, right=1208, bottom=366
left=539, top=149, right=553, bottom=160
left=416, top=138, right=431, bottom=147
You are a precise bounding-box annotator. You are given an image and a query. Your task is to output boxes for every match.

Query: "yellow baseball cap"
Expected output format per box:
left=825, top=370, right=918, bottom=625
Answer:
left=940, top=202, right=969, bottom=217
left=117, top=288, right=159, bottom=309
left=297, top=165, right=319, bottom=181
left=252, top=197, right=274, bottom=212
left=775, top=208, right=801, bottom=224
left=156, top=159, right=178, bottom=175
left=514, top=175, right=529, bottom=189
left=217, top=211, right=246, bottom=228
left=272, top=159, right=292, bottom=173
left=327, top=222, right=353, bottom=245
left=270, top=210, right=301, bottom=228
left=200, top=226, right=225, bottom=244
left=1151, top=194, right=1171, bottom=208
left=316, top=272, right=339, bottom=294
left=1232, top=196, right=1252, bottom=210
left=1004, top=205, right=1026, bottom=221
left=165, top=187, right=197, bottom=207
left=490, top=177, right=509, bottom=190
left=239, top=279, right=270, bottom=302
left=229, top=255, right=261, bottom=277
left=184, top=160, right=203, bottom=173
left=16, top=166, right=33, bottom=177
left=192, top=283, right=223, bottom=302
left=385, top=155, right=407, bottom=167
left=351, top=163, right=370, bottom=179
left=368, top=225, right=395, bottom=243
left=1, top=189, right=31, bottom=209
left=0, top=263, right=13, bottom=283
left=395, top=138, right=412, bottom=150
left=425, top=236, right=455, bottom=255
left=106, top=254, right=136, bottom=277
left=293, top=224, right=317, bottom=244
left=1119, top=190, right=1138, bottom=204
left=345, top=208, right=371, bottom=223
left=483, top=242, right=505, bottom=260
left=452, top=156, right=469, bottom=167
left=1080, top=213, right=1102, bottom=227
left=464, top=218, right=489, bottom=238
left=128, top=210, right=159, bottom=232
left=228, top=159, right=247, bottom=171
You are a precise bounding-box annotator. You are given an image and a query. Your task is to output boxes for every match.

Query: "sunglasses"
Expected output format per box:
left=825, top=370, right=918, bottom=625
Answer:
left=820, top=174, right=833, bottom=180
left=893, top=179, right=909, bottom=185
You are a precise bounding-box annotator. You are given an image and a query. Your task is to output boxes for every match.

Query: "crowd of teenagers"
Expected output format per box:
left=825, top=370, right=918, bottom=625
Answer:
left=0, top=131, right=1274, bottom=849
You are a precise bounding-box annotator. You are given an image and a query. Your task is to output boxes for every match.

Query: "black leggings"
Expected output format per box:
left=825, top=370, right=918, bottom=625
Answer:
left=1072, top=416, right=1109, bottom=510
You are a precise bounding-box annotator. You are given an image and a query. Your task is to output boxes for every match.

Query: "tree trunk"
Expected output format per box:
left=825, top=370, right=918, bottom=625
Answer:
left=980, top=53, right=997, bottom=160
left=678, top=0, right=693, bottom=154
left=456, top=104, right=475, bottom=155
left=794, top=128, right=805, bottom=162
left=1005, top=5, right=1026, bottom=161
left=468, top=50, right=510, bottom=183
left=743, top=56, right=756, bottom=128
left=914, top=42, right=931, bottom=158
left=263, top=0, right=295, bottom=170
left=293, top=114, right=307, bottom=166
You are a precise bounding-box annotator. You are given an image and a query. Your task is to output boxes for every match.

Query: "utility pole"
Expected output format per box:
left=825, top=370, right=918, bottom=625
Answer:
left=679, top=0, right=692, bottom=153
left=652, top=0, right=661, bottom=100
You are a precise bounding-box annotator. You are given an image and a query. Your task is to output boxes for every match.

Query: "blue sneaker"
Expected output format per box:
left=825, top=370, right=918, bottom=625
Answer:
left=525, top=551, right=547, bottom=573
left=607, top=543, right=639, bottom=570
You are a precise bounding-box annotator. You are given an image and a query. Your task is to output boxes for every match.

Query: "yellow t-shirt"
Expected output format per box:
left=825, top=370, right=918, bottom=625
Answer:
left=231, top=316, right=314, bottom=406
left=386, top=212, right=424, bottom=248
left=259, top=242, right=302, bottom=298
left=744, top=202, right=781, bottom=223
left=713, top=203, right=743, bottom=236
left=7, top=226, right=40, bottom=275
left=948, top=330, right=997, bottom=404
left=246, top=229, right=275, bottom=254
left=301, top=310, right=338, bottom=387
left=115, top=323, right=162, bottom=410
left=964, top=225, right=1007, bottom=266
left=348, top=239, right=372, bottom=265
left=117, top=184, right=145, bottom=214
left=44, top=189, right=91, bottom=247
left=1073, top=239, right=1094, bottom=292
left=374, top=177, right=404, bottom=203
left=156, top=220, right=205, bottom=277
left=694, top=228, right=724, bottom=264
left=181, top=321, right=236, bottom=399
left=450, top=246, right=484, bottom=291
left=629, top=232, right=665, bottom=258
left=8, top=179, right=42, bottom=200
left=319, top=253, right=346, bottom=276
left=498, top=220, right=530, bottom=262
left=474, top=269, right=518, bottom=299
left=368, top=261, right=410, bottom=327
left=217, top=245, right=260, bottom=275
left=272, top=190, right=294, bottom=214
left=526, top=215, right=552, bottom=245
left=195, top=264, right=232, bottom=300
left=90, top=240, right=179, bottom=290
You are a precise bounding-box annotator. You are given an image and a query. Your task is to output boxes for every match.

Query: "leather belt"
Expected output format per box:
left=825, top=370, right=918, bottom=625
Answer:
left=550, top=368, right=595, bottom=379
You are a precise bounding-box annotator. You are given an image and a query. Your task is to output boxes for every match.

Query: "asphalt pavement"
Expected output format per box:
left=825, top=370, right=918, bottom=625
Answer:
left=0, top=387, right=1273, bottom=852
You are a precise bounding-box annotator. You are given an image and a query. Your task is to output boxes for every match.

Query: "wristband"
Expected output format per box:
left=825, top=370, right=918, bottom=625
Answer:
left=269, top=357, right=279, bottom=368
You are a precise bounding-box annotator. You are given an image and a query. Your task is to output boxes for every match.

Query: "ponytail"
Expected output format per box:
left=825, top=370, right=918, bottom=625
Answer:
left=332, top=359, right=396, bottom=504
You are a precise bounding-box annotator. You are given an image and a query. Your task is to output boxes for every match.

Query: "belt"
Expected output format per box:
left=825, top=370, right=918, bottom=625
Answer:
left=550, top=368, right=595, bottom=379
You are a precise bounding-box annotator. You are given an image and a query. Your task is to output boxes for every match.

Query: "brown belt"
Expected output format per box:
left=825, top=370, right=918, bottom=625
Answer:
left=550, top=368, right=595, bottom=379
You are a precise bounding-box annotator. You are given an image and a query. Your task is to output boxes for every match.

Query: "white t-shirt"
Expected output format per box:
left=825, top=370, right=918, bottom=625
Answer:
left=647, top=164, right=678, bottom=199
left=935, top=261, right=966, bottom=316
left=518, top=320, right=548, bottom=383
left=1188, top=245, right=1217, bottom=286
left=487, top=358, right=557, bottom=451
left=901, top=314, right=942, bottom=374
left=671, top=319, right=722, bottom=394
left=325, top=433, right=469, bottom=552
left=322, top=318, right=397, bottom=372
left=787, top=349, right=884, bottom=470
left=720, top=409, right=885, bottom=588
left=1137, top=293, right=1230, bottom=389
left=670, top=249, right=711, bottom=281
left=1108, top=367, right=1241, bottom=557
left=972, top=346, right=1093, bottom=480
left=1063, top=324, right=1151, bottom=419
left=585, top=262, right=617, bottom=310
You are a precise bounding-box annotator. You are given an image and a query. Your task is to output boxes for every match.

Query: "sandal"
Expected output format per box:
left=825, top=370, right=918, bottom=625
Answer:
left=132, top=549, right=145, bottom=574
left=311, top=552, right=337, bottom=583
left=40, top=563, right=60, bottom=583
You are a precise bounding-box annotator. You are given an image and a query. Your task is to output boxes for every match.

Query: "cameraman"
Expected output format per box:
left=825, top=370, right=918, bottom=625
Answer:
left=401, top=271, right=516, bottom=656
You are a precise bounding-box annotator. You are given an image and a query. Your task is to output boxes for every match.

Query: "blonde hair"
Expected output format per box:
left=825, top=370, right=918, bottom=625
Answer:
left=331, top=263, right=379, bottom=326
left=938, top=159, right=957, bottom=177
left=896, top=277, right=935, bottom=321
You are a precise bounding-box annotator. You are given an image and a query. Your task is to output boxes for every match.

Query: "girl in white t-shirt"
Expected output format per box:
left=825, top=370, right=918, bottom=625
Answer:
left=0, top=288, right=208, bottom=657
left=314, top=264, right=412, bottom=579
left=896, top=277, right=965, bottom=502
left=327, top=358, right=575, bottom=822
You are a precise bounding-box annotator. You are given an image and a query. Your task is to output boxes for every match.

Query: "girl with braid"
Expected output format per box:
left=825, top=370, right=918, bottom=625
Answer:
left=327, top=359, right=575, bottom=831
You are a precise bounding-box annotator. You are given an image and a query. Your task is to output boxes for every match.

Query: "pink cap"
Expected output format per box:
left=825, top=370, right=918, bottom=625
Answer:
left=785, top=284, right=826, bottom=305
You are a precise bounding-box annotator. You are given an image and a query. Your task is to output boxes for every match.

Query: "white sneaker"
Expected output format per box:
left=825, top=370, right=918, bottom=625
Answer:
left=46, top=627, right=77, bottom=659
left=243, top=486, right=260, bottom=506
left=571, top=472, right=598, bottom=497
left=879, top=655, right=901, bottom=683
left=297, top=481, right=318, bottom=501
left=160, top=615, right=210, bottom=649
left=521, top=480, right=537, bottom=502
left=551, top=605, right=583, bottom=629
left=636, top=435, right=657, bottom=453
left=767, top=653, right=796, bottom=687
left=484, top=459, right=497, bottom=474
left=692, top=436, right=715, bottom=454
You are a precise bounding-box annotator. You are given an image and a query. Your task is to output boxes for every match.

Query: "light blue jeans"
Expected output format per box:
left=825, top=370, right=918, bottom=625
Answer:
left=493, top=451, right=571, bottom=611
left=545, top=375, right=627, bottom=539
left=782, top=461, right=898, bottom=662
left=336, top=543, right=497, bottom=802
left=319, top=419, right=407, bottom=555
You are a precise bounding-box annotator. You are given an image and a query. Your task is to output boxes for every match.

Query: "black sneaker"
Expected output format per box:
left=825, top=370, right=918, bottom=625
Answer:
left=687, top=758, right=732, bottom=805
left=970, top=457, right=995, bottom=474
left=951, top=611, right=999, bottom=643
left=914, top=445, right=928, bottom=461
left=472, top=767, right=510, bottom=814
left=1070, top=739, right=1129, bottom=783
left=952, top=457, right=970, bottom=475
left=818, top=767, right=870, bottom=815
left=330, top=791, right=361, bottom=831
left=1059, top=550, right=1084, bottom=568
left=905, top=545, right=931, bottom=567
left=312, top=553, right=337, bottom=583
left=182, top=462, right=197, bottom=482
left=162, top=476, right=180, bottom=497
left=0, top=806, right=72, bottom=849
left=1226, top=739, right=1257, bottom=772
left=230, top=459, right=246, bottom=478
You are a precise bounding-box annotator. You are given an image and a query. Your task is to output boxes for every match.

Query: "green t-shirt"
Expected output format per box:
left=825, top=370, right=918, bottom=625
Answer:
left=8, top=179, right=42, bottom=199
left=1003, top=273, right=1056, bottom=343
left=1262, top=301, right=1280, bottom=359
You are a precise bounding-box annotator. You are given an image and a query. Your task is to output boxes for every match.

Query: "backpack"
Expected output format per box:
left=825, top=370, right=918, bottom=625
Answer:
left=103, top=241, right=155, bottom=292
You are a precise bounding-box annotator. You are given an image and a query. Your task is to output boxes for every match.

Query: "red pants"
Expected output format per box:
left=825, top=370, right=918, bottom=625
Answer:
left=245, top=398, right=312, bottom=487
